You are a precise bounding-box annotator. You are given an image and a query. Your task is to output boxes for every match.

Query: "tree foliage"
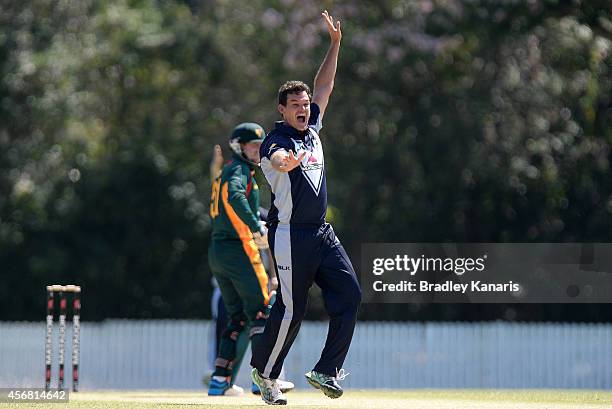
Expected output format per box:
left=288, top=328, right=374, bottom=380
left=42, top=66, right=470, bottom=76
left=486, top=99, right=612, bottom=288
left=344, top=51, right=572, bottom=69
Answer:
left=1, top=0, right=610, bottom=320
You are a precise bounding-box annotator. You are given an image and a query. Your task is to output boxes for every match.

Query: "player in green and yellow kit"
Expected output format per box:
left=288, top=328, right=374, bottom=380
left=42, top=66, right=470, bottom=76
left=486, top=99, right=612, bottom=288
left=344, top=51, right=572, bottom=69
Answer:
left=207, top=123, right=289, bottom=396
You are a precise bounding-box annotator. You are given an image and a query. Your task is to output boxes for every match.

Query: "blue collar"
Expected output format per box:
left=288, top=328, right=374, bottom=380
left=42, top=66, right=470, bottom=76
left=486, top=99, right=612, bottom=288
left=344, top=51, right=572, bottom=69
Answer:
left=274, top=121, right=309, bottom=140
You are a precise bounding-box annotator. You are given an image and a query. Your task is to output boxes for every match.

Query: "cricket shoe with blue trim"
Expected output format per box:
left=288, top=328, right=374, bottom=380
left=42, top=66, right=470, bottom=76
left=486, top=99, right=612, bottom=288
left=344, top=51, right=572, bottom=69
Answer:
left=252, top=378, right=295, bottom=395
left=251, top=368, right=287, bottom=405
left=207, top=377, right=244, bottom=396
left=305, top=368, right=349, bottom=399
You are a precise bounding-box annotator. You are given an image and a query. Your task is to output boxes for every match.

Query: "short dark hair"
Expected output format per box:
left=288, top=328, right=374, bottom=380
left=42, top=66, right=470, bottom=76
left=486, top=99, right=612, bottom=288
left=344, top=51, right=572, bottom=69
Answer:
left=278, top=81, right=311, bottom=106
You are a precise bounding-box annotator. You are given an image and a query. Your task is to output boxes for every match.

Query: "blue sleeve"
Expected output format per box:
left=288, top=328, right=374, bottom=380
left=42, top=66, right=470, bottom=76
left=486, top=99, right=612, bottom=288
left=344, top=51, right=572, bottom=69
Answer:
left=309, top=103, right=320, bottom=125
left=309, top=103, right=322, bottom=132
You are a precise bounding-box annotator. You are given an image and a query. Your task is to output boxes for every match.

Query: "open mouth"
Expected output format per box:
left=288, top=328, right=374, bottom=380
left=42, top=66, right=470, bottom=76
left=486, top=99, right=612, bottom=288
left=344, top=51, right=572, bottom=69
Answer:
left=297, top=115, right=306, bottom=124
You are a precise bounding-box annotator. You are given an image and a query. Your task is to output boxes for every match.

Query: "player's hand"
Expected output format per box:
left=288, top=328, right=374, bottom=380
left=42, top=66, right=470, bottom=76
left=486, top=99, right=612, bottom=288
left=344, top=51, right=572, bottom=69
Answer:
left=212, top=144, right=223, bottom=167
left=210, top=144, right=223, bottom=178
left=253, top=224, right=269, bottom=250
left=279, top=151, right=306, bottom=172
left=322, top=10, right=341, bottom=43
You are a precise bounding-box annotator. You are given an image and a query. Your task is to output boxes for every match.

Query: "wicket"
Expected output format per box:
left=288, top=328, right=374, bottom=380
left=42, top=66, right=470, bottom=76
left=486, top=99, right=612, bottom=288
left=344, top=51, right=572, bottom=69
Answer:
left=45, top=284, right=81, bottom=392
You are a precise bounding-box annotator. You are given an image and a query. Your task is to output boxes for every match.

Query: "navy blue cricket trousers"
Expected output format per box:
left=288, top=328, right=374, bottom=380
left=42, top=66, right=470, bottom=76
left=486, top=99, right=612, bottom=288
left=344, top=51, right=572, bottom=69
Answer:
left=251, top=223, right=361, bottom=378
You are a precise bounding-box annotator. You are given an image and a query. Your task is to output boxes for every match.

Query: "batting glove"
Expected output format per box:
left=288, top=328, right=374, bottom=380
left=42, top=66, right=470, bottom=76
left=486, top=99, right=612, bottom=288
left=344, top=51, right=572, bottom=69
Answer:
left=253, top=224, right=269, bottom=250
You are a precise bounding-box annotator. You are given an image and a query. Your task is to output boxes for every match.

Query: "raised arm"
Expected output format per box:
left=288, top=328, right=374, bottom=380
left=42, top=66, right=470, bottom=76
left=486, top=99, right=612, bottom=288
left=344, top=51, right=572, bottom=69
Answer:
left=312, top=10, right=341, bottom=119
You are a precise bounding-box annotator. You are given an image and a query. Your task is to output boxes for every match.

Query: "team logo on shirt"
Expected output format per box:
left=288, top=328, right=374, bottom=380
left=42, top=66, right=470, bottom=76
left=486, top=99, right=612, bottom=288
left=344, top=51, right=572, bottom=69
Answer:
left=293, top=131, right=324, bottom=195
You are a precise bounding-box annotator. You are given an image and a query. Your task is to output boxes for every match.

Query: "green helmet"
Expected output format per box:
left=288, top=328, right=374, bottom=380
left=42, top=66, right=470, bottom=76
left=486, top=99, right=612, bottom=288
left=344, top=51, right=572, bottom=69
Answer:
left=229, top=123, right=265, bottom=162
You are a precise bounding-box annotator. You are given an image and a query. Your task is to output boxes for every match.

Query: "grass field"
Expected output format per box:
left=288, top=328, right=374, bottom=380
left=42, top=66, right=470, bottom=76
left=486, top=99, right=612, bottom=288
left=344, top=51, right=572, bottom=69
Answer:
left=3, top=389, right=612, bottom=409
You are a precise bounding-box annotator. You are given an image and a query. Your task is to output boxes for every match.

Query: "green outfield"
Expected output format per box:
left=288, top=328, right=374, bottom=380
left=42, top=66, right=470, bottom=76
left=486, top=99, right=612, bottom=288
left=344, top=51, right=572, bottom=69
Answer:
left=3, top=390, right=612, bottom=409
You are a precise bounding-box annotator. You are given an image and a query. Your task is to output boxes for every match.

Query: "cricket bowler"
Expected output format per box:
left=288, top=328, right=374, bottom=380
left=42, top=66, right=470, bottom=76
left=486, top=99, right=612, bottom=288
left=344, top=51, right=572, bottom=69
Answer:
left=251, top=10, right=362, bottom=405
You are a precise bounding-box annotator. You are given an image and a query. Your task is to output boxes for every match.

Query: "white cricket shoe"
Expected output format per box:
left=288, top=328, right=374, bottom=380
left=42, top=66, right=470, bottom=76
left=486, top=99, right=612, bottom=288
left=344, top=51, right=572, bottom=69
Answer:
left=252, top=378, right=295, bottom=394
left=251, top=368, right=287, bottom=405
